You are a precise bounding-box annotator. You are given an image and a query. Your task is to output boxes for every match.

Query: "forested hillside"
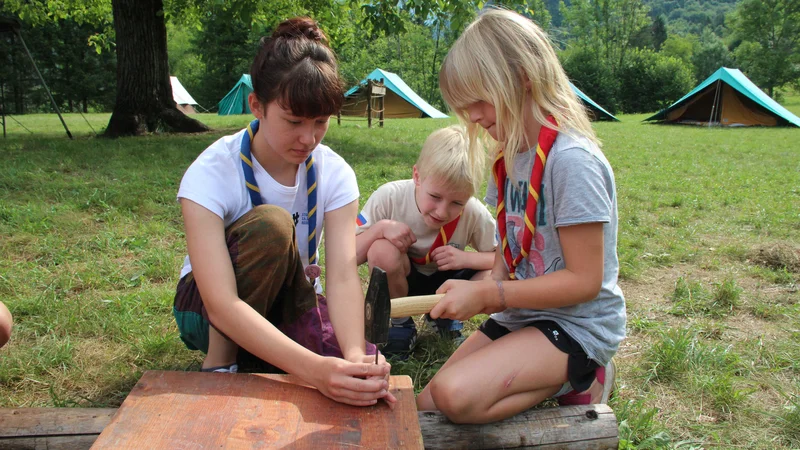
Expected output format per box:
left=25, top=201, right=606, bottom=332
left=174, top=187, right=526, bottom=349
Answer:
left=546, top=0, right=740, bottom=33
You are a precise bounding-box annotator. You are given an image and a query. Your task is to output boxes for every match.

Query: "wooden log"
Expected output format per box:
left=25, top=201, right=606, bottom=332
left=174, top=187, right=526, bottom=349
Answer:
left=0, top=403, right=618, bottom=449
left=0, top=408, right=117, bottom=450
left=418, top=404, right=618, bottom=450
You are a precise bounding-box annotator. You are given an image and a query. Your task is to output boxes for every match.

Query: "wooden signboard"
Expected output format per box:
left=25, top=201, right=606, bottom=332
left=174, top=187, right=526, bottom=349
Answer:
left=91, top=371, right=423, bottom=449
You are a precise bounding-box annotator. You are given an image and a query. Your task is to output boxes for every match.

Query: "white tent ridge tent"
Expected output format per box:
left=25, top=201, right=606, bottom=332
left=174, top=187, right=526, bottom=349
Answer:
left=171, top=77, right=198, bottom=114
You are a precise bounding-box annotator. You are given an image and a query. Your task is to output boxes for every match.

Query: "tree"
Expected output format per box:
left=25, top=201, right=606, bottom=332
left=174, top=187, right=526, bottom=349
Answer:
left=104, top=0, right=207, bottom=136
left=561, top=0, right=652, bottom=73
left=691, top=27, right=733, bottom=82
left=729, top=0, right=800, bottom=98
left=660, top=34, right=698, bottom=65
left=652, top=15, right=667, bottom=51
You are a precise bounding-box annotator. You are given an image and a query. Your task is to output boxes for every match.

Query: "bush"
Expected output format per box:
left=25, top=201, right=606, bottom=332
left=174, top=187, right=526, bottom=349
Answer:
left=560, top=46, right=620, bottom=114
left=616, top=48, right=695, bottom=113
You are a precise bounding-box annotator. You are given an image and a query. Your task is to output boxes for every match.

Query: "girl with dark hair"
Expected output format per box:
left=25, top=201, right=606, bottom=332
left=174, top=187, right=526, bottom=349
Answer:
left=173, top=17, right=395, bottom=407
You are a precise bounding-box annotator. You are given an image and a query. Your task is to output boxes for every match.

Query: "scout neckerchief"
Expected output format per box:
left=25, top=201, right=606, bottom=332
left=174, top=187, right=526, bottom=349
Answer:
left=492, top=116, right=558, bottom=280
left=409, top=213, right=462, bottom=265
left=239, top=119, right=321, bottom=280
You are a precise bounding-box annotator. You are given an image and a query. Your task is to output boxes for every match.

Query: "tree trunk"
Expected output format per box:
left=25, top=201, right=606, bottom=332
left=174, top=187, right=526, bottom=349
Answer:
left=104, top=0, right=208, bottom=137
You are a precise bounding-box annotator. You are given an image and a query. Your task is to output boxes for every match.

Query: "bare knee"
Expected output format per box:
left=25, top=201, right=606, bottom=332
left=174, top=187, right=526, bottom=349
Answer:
left=429, top=370, right=478, bottom=423
left=366, top=239, right=408, bottom=276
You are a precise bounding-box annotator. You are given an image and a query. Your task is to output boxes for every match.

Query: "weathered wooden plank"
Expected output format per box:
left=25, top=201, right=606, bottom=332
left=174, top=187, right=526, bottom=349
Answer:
left=0, top=408, right=117, bottom=437
left=1, top=399, right=619, bottom=449
left=0, top=435, right=100, bottom=450
left=418, top=404, right=618, bottom=450
left=91, top=371, right=423, bottom=449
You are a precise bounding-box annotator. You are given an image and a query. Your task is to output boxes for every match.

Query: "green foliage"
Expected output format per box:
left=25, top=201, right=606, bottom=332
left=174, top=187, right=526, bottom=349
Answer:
left=562, top=0, right=652, bottom=72
left=0, top=17, right=116, bottom=114
left=560, top=45, right=620, bottom=113
left=645, top=0, right=736, bottom=36
left=691, top=27, right=734, bottom=83
left=729, top=0, right=800, bottom=98
left=660, top=34, right=698, bottom=65
left=615, top=48, right=694, bottom=113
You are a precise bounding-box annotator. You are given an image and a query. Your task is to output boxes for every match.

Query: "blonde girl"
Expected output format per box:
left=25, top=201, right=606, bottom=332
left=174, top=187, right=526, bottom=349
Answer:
left=416, top=8, right=625, bottom=424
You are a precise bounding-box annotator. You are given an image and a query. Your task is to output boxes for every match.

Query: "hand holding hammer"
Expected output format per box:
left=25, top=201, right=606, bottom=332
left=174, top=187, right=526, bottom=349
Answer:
left=364, top=267, right=444, bottom=361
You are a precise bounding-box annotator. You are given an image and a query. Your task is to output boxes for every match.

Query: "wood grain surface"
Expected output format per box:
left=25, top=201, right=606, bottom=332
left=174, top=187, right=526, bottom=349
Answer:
left=90, top=371, right=422, bottom=449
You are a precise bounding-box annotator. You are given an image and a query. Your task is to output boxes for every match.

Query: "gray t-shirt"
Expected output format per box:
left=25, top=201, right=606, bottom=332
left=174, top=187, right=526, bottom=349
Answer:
left=485, top=132, right=626, bottom=365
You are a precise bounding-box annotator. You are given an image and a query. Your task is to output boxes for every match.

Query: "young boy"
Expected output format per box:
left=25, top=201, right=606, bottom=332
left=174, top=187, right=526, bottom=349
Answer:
left=356, top=125, right=496, bottom=356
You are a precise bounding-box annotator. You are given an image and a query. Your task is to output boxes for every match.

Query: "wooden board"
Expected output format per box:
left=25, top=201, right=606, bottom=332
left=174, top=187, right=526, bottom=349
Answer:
left=418, top=404, right=618, bottom=450
left=90, top=371, right=422, bottom=449
left=0, top=408, right=117, bottom=450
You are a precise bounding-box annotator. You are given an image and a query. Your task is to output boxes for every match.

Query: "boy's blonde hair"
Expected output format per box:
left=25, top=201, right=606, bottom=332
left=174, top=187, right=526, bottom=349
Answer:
left=416, top=125, right=483, bottom=196
left=439, top=8, right=600, bottom=176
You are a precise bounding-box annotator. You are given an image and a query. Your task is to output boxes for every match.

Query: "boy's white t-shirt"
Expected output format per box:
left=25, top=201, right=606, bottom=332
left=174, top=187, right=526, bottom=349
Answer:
left=356, top=179, right=496, bottom=276
left=177, top=128, right=359, bottom=292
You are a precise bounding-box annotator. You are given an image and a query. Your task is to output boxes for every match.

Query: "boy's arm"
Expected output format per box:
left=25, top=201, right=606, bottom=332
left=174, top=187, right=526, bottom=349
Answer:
left=356, top=219, right=416, bottom=265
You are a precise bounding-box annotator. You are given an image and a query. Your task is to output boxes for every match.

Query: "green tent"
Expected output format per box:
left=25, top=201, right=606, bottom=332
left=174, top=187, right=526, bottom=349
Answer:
left=644, top=67, right=800, bottom=127
left=218, top=75, right=253, bottom=115
left=570, top=82, right=619, bottom=122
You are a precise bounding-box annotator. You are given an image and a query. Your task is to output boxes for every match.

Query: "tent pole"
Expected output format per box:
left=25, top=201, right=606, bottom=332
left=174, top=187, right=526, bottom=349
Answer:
left=709, top=80, right=721, bottom=128
left=14, top=28, right=73, bottom=139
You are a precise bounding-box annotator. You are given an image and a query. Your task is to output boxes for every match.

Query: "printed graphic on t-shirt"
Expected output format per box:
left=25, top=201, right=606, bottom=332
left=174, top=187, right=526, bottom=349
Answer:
left=503, top=178, right=552, bottom=278
left=292, top=212, right=300, bottom=226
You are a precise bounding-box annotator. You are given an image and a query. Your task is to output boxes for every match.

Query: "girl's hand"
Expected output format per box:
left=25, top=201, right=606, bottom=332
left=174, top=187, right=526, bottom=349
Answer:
left=309, top=357, right=394, bottom=407
left=430, top=279, right=499, bottom=321
left=430, top=246, right=467, bottom=271
left=349, top=352, right=397, bottom=408
left=381, top=220, right=416, bottom=253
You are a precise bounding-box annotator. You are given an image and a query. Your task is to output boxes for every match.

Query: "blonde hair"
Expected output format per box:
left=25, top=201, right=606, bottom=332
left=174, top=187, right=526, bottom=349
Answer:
left=440, top=8, right=600, bottom=176
left=415, top=125, right=483, bottom=196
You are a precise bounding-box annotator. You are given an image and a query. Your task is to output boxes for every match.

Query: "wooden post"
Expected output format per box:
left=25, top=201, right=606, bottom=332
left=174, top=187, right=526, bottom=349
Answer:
left=378, top=78, right=385, bottom=128
left=337, top=111, right=340, bottom=126
left=367, top=79, right=373, bottom=128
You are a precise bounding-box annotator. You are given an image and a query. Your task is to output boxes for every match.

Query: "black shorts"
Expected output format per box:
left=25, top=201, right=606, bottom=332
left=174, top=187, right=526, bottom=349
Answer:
left=479, top=318, right=599, bottom=393
left=406, top=261, right=477, bottom=296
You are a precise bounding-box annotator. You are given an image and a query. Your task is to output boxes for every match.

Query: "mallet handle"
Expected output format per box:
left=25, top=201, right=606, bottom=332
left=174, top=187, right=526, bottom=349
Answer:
left=390, top=294, right=444, bottom=318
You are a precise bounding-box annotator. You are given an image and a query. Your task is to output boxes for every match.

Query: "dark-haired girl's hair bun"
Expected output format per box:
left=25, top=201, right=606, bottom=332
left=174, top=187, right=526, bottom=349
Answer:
left=272, top=17, right=328, bottom=43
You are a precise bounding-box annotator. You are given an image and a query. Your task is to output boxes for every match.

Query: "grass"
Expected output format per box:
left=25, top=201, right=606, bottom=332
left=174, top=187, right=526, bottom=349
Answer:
left=1, top=98, right=800, bottom=448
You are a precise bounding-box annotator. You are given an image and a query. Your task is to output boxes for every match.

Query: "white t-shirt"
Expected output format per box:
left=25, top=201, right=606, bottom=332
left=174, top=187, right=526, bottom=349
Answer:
left=177, top=128, right=359, bottom=292
left=356, top=179, right=496, bottom=276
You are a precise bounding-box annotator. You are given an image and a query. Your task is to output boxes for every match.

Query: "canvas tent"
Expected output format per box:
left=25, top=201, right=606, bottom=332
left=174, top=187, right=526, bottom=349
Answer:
left=170, top=77, right=198, bottom=114
left=570, top=83, right=619, bottom=121
left=342, top=69, right=447, bottom=119
left=218, top=75, right=253, bottom=115
left=645, top=67, right=800, bottom=127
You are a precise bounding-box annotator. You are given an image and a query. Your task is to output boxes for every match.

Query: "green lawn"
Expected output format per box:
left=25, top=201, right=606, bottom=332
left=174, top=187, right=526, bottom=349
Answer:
left=1, top=106, right=799, bottom=448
